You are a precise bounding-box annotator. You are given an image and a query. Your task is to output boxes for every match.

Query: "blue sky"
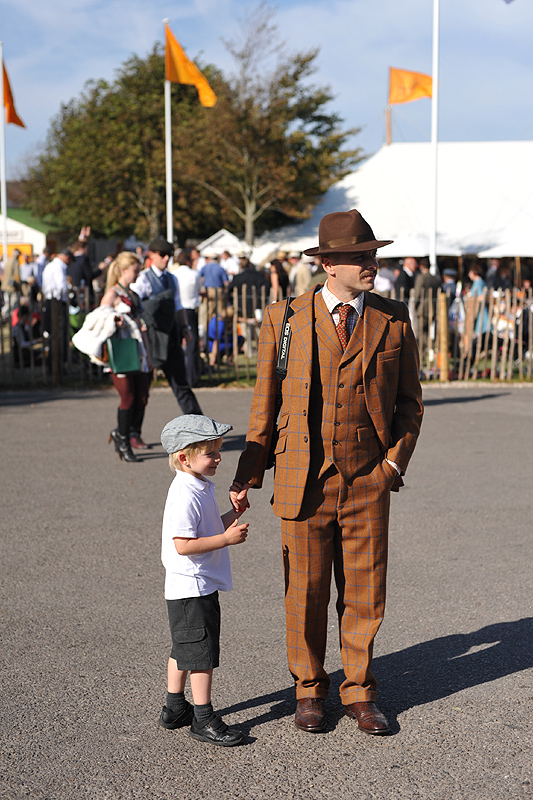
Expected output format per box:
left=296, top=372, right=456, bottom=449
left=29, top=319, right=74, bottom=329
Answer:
left=2, top=0, right=533, bottom=179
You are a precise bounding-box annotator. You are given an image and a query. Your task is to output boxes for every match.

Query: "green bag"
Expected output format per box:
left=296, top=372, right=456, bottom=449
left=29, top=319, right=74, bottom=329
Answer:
left=106, top=335, right=141, bottom=373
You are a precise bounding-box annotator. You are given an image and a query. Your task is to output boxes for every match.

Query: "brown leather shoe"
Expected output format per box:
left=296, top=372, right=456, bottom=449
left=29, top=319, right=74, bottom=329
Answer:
left=294, top=698, right=327, bottom=732
left=343, top=701, right=390, bottom=735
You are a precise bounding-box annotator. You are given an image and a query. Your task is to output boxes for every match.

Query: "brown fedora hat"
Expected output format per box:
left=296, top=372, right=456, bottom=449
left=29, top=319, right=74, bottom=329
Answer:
left=303, top=209, right=393, bottom=256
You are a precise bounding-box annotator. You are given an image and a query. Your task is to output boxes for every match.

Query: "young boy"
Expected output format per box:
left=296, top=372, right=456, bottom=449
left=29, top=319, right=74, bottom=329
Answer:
left=159, top=414, right=248, bottom=746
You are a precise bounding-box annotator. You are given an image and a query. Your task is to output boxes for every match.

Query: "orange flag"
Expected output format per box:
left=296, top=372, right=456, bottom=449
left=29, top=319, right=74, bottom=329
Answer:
left=165, top=25, right=216, bottom=108
left=3, top=63, right=25, bottom=127
left=388, top=67, right=432, bottom=105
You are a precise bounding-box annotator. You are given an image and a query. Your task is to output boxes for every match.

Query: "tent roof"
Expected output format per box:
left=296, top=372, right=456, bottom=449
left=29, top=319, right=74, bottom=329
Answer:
left=6, top=209, right=54, bottom=234
left=252, top=141, right=533, bottom=258
left=197, top=228, right=246, bottom=254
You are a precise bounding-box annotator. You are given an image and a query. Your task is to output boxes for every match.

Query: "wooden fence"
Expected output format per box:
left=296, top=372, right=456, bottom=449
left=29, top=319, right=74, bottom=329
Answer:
left=1, top=285, right=532, bottom=389
left=407, top=286, right=532, bottom=382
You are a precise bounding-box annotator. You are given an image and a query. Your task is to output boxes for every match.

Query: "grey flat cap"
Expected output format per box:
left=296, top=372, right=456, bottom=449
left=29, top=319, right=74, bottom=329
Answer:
left=161, top=414, right=233, bottom=454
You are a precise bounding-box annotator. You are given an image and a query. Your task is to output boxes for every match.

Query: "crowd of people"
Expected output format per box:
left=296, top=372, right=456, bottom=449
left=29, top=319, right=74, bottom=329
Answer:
left=2, top=232, right=531, bottom=439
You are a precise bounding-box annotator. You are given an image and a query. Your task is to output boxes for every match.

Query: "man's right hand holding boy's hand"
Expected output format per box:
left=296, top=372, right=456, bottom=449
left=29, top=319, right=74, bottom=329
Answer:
left=224, top=519, right=248, bottom=546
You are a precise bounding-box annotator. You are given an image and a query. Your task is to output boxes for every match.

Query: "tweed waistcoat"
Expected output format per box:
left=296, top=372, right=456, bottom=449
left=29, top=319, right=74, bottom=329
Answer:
left=309, top=310, right=381, bottom=482
left=234, top=286, right=423, bottom=520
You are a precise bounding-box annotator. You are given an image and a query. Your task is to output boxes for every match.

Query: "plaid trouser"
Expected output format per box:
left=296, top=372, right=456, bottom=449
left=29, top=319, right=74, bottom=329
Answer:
left=281, top=458, right=393, bottom=704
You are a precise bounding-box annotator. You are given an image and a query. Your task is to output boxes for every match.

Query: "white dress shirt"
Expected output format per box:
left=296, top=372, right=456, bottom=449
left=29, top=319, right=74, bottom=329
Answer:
left=41, top=257, right=68, bottom=301
left=321, top=280, right=365, bottom=336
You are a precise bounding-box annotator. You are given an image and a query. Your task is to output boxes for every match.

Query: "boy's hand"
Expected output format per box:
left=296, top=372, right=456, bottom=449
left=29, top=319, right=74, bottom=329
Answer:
left=224, top=519, right=248, bottom=546
left=229, top=480, right=251, bottom=512
left=232, top=502, right=249, bottom=519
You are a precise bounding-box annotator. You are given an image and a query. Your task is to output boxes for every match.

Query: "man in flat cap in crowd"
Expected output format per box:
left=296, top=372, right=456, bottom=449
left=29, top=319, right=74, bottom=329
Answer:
left=230, top=209, right=423, bottom=735
left=131, top=238, right=202, bottom=441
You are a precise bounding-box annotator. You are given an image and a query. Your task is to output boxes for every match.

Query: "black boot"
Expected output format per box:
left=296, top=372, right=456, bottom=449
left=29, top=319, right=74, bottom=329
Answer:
left=109, top=409, right=138, bottom=462
left=110, top=430, right=138, bottom=462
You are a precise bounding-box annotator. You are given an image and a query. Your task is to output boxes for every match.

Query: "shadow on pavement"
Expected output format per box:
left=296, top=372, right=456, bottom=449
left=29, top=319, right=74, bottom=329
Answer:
left=423, top=392, right=510, bottom=406
left=221, top=433, right=247, bottom=452
left=373, top=617, right=533, bottom=713
left=223, top=617, right=533, bottom=734
left=0, top=389, right=109, bottom=407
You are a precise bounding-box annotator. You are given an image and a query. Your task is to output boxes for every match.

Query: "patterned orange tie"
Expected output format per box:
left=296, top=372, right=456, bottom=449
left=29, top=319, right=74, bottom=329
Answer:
left=335, top=303, right=352, bottom=351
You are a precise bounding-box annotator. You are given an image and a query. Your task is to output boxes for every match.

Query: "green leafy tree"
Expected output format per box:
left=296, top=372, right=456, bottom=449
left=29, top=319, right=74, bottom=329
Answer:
left=186, top=3, right=364, bottom=244
left=24, top=47, right=228, bottom=242
left=24, top=5, right=362, bottom=246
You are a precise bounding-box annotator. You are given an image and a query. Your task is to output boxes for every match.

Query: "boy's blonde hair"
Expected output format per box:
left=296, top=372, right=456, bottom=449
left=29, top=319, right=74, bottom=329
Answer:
left=169, top=437, right=223, bottom=472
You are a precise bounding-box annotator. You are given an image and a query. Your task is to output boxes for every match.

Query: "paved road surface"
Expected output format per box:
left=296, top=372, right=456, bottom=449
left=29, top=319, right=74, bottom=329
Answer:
left=1, top=384, right=532, bottom=800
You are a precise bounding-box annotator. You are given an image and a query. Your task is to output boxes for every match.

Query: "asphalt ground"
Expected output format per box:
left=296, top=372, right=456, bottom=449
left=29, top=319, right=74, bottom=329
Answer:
left=1, top=383, right=532, bottom=800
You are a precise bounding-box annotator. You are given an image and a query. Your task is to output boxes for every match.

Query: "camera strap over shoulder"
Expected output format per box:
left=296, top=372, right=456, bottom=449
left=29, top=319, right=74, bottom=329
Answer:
left=275, top=296, right=294, bottom=381
left=265, top=296, right=294, bottom=470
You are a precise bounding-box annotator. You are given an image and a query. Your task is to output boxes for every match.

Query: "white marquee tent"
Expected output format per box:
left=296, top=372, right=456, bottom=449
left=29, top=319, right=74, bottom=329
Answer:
left=250, top=141, right=533, bottom=261
left=197, top=228, right=247, bottom=255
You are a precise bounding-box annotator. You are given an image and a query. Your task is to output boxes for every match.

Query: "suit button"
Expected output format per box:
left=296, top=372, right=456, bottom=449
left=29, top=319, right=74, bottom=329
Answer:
left=337, top=403, right=342, bottom=408
left=339, top=383, right=344, bottom=388
left=305, top=383, right=308, bottom=389
left=335, top=422, right=340, bottom=426
left=303, top=436, right=308, bottom=443
left=333, top=440, right=338, bottom=446
left=303, top=409, right=306, bottom=416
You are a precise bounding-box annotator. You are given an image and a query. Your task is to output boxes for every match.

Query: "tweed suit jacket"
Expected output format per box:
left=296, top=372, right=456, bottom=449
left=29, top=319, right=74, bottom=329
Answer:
left=235, top=285, right=423, bottom=520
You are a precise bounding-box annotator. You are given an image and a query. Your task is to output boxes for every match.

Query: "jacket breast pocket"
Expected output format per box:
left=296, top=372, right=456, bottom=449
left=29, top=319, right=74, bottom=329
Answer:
left=376, top=346, right=401, bottom=362
left=375, top=346, right=401, bottom=398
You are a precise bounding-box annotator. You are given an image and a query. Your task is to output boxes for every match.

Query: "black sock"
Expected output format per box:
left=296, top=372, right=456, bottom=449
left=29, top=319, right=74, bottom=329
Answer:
left=194, top=701, right=214, bottom=726
left=166, top=691, right=186, bottom=714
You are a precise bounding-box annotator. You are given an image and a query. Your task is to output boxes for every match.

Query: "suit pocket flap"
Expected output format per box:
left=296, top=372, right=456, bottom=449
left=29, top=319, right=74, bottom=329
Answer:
left=276, top=412, right=290, bottom=431
left=377, top=346, right=401, bottom=361
left=357, top=426, right=376, bottom=441
left=174, top=627, right=206, bottom=644
left=274, top=433, right=287, bottom=455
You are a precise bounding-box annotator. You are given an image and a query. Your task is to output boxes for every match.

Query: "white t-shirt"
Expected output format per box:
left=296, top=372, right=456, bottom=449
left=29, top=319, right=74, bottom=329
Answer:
left=170, top=265, right=202, bottom=309
left=161, top=470, right=232, bottom=600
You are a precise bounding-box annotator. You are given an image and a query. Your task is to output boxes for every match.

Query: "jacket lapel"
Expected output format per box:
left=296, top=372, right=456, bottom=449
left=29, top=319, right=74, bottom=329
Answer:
left=288, top=289, right=392, bottom=370
left=362, top=292, right=392, bottom=373
left=314, top=290, right=343, bottom=357
left=285, top=289, right=316, bottom=365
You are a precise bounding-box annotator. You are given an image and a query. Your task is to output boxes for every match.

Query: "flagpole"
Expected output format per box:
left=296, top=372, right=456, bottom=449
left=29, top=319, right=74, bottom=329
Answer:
left=429, top=0, right=440, bottom=275
left=0, top=42, right=9, bottom=268
left=163, top=19, right=173, bottom=247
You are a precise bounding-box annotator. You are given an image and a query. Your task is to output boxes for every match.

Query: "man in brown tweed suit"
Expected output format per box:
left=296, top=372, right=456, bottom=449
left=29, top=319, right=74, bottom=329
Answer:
left=230, top=209, right=423, bottom=734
